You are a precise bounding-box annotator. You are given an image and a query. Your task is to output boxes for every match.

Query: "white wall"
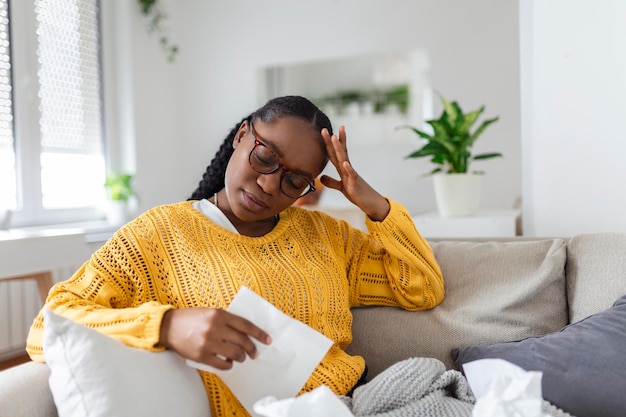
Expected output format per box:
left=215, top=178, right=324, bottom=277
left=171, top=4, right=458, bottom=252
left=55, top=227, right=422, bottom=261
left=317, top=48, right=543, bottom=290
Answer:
left=521, top=0, right=626, bottom=236
left=100, top=0, right=185, bottom=213
left=116, top=0, right=521, bottom=216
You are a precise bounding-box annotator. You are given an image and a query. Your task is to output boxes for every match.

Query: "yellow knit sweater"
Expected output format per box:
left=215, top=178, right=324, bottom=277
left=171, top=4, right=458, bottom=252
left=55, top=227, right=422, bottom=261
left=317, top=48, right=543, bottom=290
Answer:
left=27, top=199, right=444, bottom=416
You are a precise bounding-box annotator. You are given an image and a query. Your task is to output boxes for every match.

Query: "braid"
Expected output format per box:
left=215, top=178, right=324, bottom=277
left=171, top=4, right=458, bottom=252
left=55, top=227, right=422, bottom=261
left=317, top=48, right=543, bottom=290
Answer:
left=188, top=118, right=248, bottom=200
left=188, top=96, right=333, bottom=201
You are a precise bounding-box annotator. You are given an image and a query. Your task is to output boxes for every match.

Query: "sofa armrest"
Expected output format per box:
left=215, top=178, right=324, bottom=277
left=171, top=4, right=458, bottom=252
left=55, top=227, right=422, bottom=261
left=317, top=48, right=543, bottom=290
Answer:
left=0, top=361, right=57, bottom=417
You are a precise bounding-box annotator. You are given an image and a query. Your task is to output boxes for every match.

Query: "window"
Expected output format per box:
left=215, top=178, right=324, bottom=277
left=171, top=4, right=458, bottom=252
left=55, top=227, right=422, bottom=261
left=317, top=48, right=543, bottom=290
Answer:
left=0, top=1, right=15, bottom=210
left=1, top=0, right=105, bottom=228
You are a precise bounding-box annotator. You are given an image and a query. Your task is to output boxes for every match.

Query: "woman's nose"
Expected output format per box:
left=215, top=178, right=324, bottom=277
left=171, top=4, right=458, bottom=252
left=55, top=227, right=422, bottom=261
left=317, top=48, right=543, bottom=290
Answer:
left=257, top=170, right=282, bottom=195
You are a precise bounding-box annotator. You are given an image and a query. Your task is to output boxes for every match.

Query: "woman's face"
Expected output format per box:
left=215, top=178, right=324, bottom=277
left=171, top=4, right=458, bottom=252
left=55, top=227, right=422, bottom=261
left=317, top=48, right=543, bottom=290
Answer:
left=223, top=116, right=327, bottom=223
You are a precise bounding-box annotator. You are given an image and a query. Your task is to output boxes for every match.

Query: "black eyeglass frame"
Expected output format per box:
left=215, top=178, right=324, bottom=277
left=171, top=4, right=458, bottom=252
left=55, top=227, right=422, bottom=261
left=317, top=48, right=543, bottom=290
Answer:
left=248, top=122, right=317, bottom=199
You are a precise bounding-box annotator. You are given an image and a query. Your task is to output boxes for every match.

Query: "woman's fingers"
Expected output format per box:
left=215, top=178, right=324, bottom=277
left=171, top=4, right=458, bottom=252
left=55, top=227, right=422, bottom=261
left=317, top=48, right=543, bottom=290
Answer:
left=329, top=127, right=351, bottom=173
left=322, top=126, right=356, bottom=186
left=224, top=311, right=272, bottom=358
left=331, top=126, right=349, bottom=166
left=159, top=308, right=271, bottom=369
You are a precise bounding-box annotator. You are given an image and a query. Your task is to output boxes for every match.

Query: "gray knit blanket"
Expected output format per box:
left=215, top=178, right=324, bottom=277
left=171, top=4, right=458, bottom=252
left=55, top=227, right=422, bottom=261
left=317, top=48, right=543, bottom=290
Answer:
left=338, top=358, right=575, bottom=417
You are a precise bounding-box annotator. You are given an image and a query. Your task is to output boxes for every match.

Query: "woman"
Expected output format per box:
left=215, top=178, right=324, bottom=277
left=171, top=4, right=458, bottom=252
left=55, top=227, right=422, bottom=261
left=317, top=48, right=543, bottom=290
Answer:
left=27, top=95, right=445, bottom=416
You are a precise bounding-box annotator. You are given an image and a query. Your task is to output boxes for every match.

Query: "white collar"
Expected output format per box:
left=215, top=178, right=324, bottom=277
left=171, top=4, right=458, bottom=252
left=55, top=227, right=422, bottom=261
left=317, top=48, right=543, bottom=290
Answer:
left=192, top=198, right=239, bottom=234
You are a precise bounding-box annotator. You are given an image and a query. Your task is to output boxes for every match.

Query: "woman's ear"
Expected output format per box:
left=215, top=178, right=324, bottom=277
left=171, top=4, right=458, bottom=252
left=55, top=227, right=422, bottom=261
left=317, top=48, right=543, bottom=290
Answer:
left=233, top=120, right=249, bottom=149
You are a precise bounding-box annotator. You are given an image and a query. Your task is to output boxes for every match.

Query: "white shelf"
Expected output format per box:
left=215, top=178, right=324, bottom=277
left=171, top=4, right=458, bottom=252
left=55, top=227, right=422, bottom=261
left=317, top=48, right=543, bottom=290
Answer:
left=0, top=222, right=116, bottom=278
left=412, top=209, right=521, bottom=238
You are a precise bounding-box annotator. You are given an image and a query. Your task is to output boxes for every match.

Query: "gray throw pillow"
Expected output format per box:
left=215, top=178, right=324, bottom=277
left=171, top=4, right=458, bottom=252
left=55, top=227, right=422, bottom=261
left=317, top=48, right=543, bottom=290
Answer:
left=451, top=293, right=626, bottom=417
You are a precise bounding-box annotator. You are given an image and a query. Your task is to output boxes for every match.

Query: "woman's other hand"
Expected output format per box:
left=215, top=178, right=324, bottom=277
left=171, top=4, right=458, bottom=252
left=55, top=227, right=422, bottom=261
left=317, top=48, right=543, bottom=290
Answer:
left=321, top=125, right=390, bottom=221
left=158, top=308, right=272, bottom=370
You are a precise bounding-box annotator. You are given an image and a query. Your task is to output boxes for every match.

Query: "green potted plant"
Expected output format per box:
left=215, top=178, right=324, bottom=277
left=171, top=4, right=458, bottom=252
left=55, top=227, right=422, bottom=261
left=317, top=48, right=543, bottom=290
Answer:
left=103, top=173, right=135, bottom=224
left=400, top=94, right=501, bottom=217
left=104, top=173, right=135, bottom=202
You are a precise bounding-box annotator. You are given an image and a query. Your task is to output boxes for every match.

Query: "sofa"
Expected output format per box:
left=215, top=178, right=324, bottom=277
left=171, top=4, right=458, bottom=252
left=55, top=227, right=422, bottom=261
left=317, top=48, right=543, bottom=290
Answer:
left=1, top=232, right=625, bottom=417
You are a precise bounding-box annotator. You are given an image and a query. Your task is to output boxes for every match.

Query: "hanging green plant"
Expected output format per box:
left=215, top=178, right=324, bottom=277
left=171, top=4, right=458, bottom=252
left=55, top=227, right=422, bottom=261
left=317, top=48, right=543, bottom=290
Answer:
left=137, top=0, right=179, bottom=63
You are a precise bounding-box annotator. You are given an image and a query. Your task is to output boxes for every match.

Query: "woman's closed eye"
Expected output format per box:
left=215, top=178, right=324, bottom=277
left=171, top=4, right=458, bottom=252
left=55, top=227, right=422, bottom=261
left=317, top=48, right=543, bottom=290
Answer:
left=284, top=174, right=309, bottom=190
left=254, top=146, right=278, bottom=167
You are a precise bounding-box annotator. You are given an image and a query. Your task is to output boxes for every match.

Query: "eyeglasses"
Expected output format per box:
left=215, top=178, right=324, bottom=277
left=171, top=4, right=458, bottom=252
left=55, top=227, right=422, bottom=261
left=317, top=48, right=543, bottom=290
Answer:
left=248, top=122, right=316, bottom=199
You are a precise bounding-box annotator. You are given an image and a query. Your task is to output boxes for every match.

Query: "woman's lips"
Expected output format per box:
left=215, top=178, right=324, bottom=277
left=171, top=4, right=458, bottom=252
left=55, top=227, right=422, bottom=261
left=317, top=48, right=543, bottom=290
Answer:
left=242, top=190, right=269, bottom=212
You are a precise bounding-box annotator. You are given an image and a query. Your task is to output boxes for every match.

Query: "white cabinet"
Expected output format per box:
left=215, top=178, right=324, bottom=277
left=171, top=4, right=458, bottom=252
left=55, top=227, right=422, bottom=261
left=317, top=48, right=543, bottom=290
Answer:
left=412, top=210, right=521, bottom=238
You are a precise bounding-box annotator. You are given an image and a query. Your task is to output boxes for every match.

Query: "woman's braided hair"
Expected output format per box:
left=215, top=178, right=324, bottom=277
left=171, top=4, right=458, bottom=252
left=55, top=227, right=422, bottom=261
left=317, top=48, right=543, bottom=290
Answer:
left=188, top=96, right=333, bottom=201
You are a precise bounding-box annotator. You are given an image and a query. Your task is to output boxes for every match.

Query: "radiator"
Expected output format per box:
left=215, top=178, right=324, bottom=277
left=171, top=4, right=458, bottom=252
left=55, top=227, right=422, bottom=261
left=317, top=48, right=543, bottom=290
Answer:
left=0, top=265, right=79, bottom=361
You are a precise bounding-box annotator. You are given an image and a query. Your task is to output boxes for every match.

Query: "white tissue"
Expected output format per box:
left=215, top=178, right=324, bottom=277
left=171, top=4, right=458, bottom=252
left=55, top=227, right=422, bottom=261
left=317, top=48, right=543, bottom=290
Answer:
left=186, top=287, right=333, bottom=417
left=253, top=342, right=294, bottom=366
left=463, top=358, right=549, bottom=417
left=253, top=385, right=354, bottom=417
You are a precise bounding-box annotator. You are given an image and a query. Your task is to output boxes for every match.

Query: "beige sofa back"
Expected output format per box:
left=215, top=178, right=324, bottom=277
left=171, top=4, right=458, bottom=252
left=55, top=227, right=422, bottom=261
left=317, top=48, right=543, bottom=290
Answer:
left=348, top=233, right=626, bottom=377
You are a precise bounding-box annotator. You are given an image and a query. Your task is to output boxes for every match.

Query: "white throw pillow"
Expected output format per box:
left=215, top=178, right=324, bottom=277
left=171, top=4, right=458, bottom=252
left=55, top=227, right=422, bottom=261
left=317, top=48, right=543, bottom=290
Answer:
left=42, top=309, right=211, bottom=417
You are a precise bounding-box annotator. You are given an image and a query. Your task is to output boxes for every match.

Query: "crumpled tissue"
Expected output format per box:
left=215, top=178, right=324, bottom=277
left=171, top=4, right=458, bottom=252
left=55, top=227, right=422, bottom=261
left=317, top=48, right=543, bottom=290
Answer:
left=463, top=358, right=551, bottom=417
left=254, top=385, right=354, bottom=417
left=187, top=286, right=333, bottom=417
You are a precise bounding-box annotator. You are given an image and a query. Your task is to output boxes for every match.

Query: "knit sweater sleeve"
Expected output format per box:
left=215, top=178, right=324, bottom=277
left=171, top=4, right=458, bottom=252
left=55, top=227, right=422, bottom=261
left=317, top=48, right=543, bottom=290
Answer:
left=26, top=212, right=175, bottom=362
left=347, top=198, right=444, bottom=310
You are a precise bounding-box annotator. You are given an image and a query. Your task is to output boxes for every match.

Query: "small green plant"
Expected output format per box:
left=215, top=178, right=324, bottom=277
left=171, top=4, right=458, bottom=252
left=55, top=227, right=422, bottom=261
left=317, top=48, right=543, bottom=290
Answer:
left=385, top=85, right=409, bottom=113
left=313, top=84, right=410, bottom=115
left=104, top=173, right=135, bottom=202
left=400, top=94, right=501, bottom=176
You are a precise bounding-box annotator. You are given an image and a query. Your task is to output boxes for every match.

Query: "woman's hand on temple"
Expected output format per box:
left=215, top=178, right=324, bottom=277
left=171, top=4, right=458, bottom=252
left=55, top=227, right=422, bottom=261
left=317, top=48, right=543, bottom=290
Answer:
left=321, top=126, right=390, bottom=221
left=158, top=308, right=272, bottom=370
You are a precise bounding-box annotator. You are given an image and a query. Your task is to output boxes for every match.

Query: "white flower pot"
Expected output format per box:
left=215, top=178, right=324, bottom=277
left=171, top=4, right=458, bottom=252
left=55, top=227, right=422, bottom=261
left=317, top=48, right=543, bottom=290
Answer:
left=433, top=173, right=483, bottom=217
left=104, top=200, right=130, bottom=225
left=0, top=209, right=11, bottom=230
